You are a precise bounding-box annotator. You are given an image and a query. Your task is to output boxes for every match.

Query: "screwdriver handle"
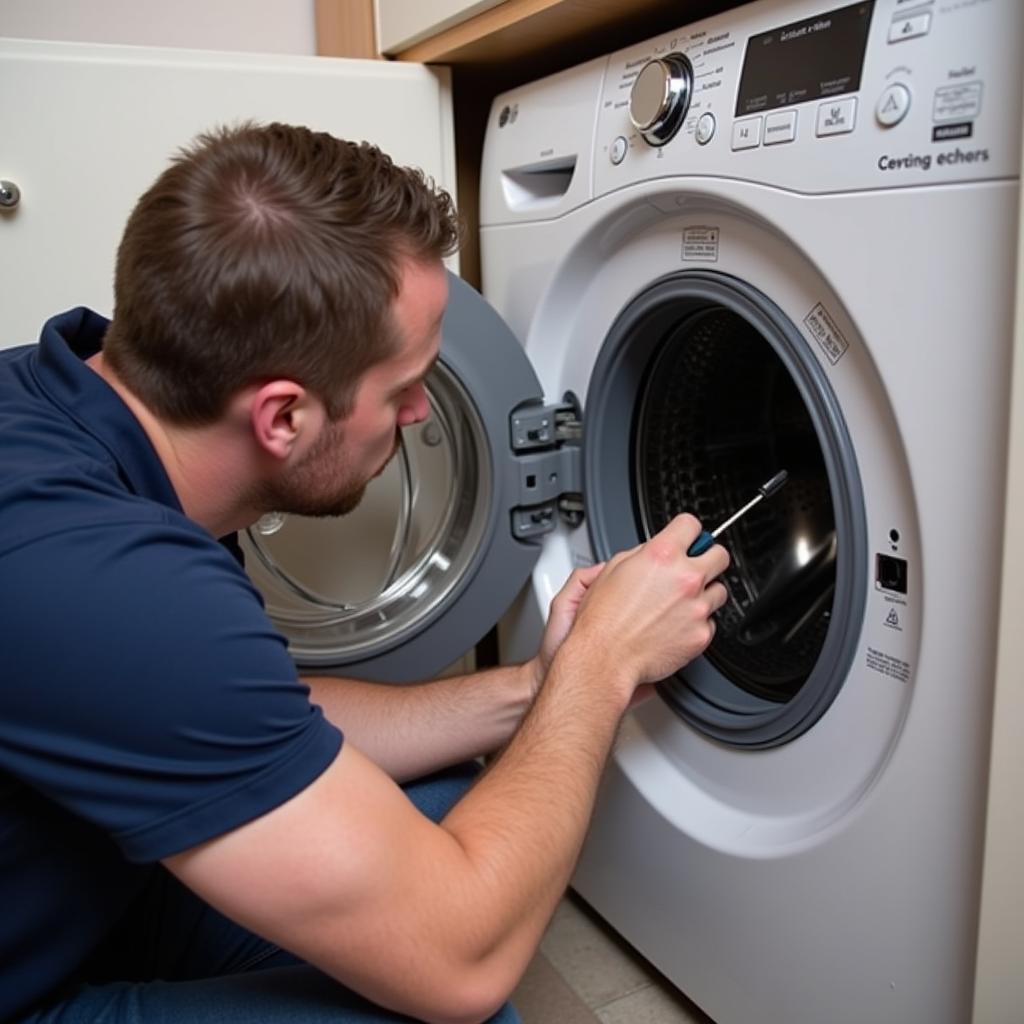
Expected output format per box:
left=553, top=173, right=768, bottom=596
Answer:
left=687, top=530, right=715, bottom=557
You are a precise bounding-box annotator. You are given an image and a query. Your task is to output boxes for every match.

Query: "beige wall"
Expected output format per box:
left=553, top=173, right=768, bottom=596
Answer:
left=1, top=0, right=316, bottom=53
left=972, top=124, right=1024, bottom=1022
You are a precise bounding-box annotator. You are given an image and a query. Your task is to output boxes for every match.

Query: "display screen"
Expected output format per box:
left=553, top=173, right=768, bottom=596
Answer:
left=735, top=2, right=875, bottom=116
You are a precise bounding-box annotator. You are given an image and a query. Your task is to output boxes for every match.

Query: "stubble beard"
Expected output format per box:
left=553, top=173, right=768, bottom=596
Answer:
left=253, top=425, right=401, bottom=521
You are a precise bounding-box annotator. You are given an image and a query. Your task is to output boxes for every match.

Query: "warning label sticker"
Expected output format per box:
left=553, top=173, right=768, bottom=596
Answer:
left=866, top=646, right=911, bottom=684
left=883, top=607, right=903, bottom=631
left=803, top=303, right=849, bottom=365
left=681, top=226, right=719, bottom=262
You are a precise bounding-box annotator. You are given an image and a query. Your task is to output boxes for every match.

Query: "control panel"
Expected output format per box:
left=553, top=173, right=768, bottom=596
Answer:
left=593, top=0, right=1022, bottom=196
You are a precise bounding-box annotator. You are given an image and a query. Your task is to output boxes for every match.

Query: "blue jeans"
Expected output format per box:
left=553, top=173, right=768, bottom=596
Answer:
left=21, top=763, right=521, bottom=1024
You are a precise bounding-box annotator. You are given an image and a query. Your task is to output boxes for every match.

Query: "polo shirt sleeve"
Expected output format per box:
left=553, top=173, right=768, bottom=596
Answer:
left=0, top=514, right=343, bottom=863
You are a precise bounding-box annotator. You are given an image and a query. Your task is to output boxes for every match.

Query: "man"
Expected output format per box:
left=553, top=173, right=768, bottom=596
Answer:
left=1, top=122, right=729, bottom=1023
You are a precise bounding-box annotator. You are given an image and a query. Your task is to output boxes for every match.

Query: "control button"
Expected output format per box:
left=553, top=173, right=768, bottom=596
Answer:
left=610, top=135, right=628, bottom=165
left=695, top=112, right=717, bottom=145
left=888, top=12, right=931, bottom=43
left=731, top=116, right=762, bottom=150
left=764, top=110, right=797, bottom=145
left=876, top=83, right=911, bottom=127
left=816, top=98, right=857, bottom=137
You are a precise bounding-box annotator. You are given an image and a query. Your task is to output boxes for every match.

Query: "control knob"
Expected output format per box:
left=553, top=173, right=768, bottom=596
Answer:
left=628, top=54, right=694, bottom=146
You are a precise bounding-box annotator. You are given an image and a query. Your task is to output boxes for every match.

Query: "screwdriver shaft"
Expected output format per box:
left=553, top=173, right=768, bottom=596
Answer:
left=710, top=493, right=764, bottom=538
left=686, top=470, right=789, bottom=556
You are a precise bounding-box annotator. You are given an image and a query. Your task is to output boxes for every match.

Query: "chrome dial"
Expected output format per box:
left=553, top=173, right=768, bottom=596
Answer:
left=629, top=54, right=694, bottom=147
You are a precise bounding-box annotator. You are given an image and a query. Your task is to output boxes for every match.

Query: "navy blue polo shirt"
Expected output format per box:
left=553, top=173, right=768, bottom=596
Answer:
left=0, top=309, right=343, bottom=1019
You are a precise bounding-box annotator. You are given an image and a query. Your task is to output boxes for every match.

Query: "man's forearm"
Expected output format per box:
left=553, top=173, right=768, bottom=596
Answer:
left=301, top=649, right=621, bottom=999
left=437, top=636, right=634, bottom=991
left=304, top=663, right=538, bottom=782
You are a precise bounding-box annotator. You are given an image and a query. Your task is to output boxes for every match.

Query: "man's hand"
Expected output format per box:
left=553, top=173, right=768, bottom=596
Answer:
left=528, top=561, right=606, bottom=696
left=529, top=514, right=729, bottom=704
left=562, top=514, right=729, bottom=697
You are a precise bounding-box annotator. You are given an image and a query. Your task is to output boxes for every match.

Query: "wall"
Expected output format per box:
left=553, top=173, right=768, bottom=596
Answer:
left=1, top=0, right=316, bottom=54
left=972, top=96, right=1024, bottom=1023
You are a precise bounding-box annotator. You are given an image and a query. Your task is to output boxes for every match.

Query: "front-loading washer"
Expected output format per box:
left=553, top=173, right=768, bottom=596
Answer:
left=9, top=9, right=1016, bottom=1020
left=479, top=0, right=1023, bottom=1020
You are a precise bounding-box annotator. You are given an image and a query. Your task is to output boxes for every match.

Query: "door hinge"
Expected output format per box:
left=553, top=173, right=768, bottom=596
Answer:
left=510, top=394, right=584, bottom=539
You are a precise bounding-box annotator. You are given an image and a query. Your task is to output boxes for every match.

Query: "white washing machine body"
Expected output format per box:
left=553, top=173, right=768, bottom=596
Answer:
left=480, top=0, right=1022, bottom=1020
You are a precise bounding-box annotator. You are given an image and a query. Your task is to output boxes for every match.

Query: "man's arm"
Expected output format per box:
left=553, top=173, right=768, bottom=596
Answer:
left=303, top=663, right=538, bottom=783
left=303, top=558, right=609, bottom=782
left=165, top=515, right=728, bottom=1024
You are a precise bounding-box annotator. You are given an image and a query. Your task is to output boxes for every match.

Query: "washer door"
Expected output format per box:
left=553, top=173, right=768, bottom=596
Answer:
left=240, top=273, right=546, bottom=682
left=585, top=270, right=866, bottom=747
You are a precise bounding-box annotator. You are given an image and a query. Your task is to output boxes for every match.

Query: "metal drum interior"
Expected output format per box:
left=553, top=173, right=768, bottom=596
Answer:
left=240, top=362, right=491, bottom=668
left=584, top=271, right=866, bottom=747
left=636, top=307, right=836, bottom=704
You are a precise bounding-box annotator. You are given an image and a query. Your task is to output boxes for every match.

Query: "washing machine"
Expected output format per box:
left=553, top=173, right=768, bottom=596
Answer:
left=5, top=8, right=1019, bottom=1019
left=475, top=0, right=1023, bottom=1021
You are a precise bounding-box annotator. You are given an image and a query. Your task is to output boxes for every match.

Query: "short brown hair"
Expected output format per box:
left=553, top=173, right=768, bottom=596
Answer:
left=103, top=122, right=461, bottom=424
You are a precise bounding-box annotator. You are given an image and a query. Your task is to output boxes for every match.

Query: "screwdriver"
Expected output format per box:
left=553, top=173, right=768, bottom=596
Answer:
left=687, top=470, right=789, bottom=556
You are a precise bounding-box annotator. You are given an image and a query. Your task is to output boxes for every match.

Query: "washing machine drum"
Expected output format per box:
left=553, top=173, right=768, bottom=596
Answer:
left=585, top=271, right=866, bottom=748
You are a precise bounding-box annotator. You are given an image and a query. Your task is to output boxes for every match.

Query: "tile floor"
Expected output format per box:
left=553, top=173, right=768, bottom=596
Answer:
left=512, top=890, right=714, bottom=1024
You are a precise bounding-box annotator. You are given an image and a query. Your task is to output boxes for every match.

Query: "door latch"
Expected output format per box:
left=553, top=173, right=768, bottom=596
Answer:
left=510, top=393, right=583, bottom=538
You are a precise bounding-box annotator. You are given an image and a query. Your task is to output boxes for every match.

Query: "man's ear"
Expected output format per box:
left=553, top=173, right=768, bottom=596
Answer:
left=248, top=380, right=326, bottom=462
